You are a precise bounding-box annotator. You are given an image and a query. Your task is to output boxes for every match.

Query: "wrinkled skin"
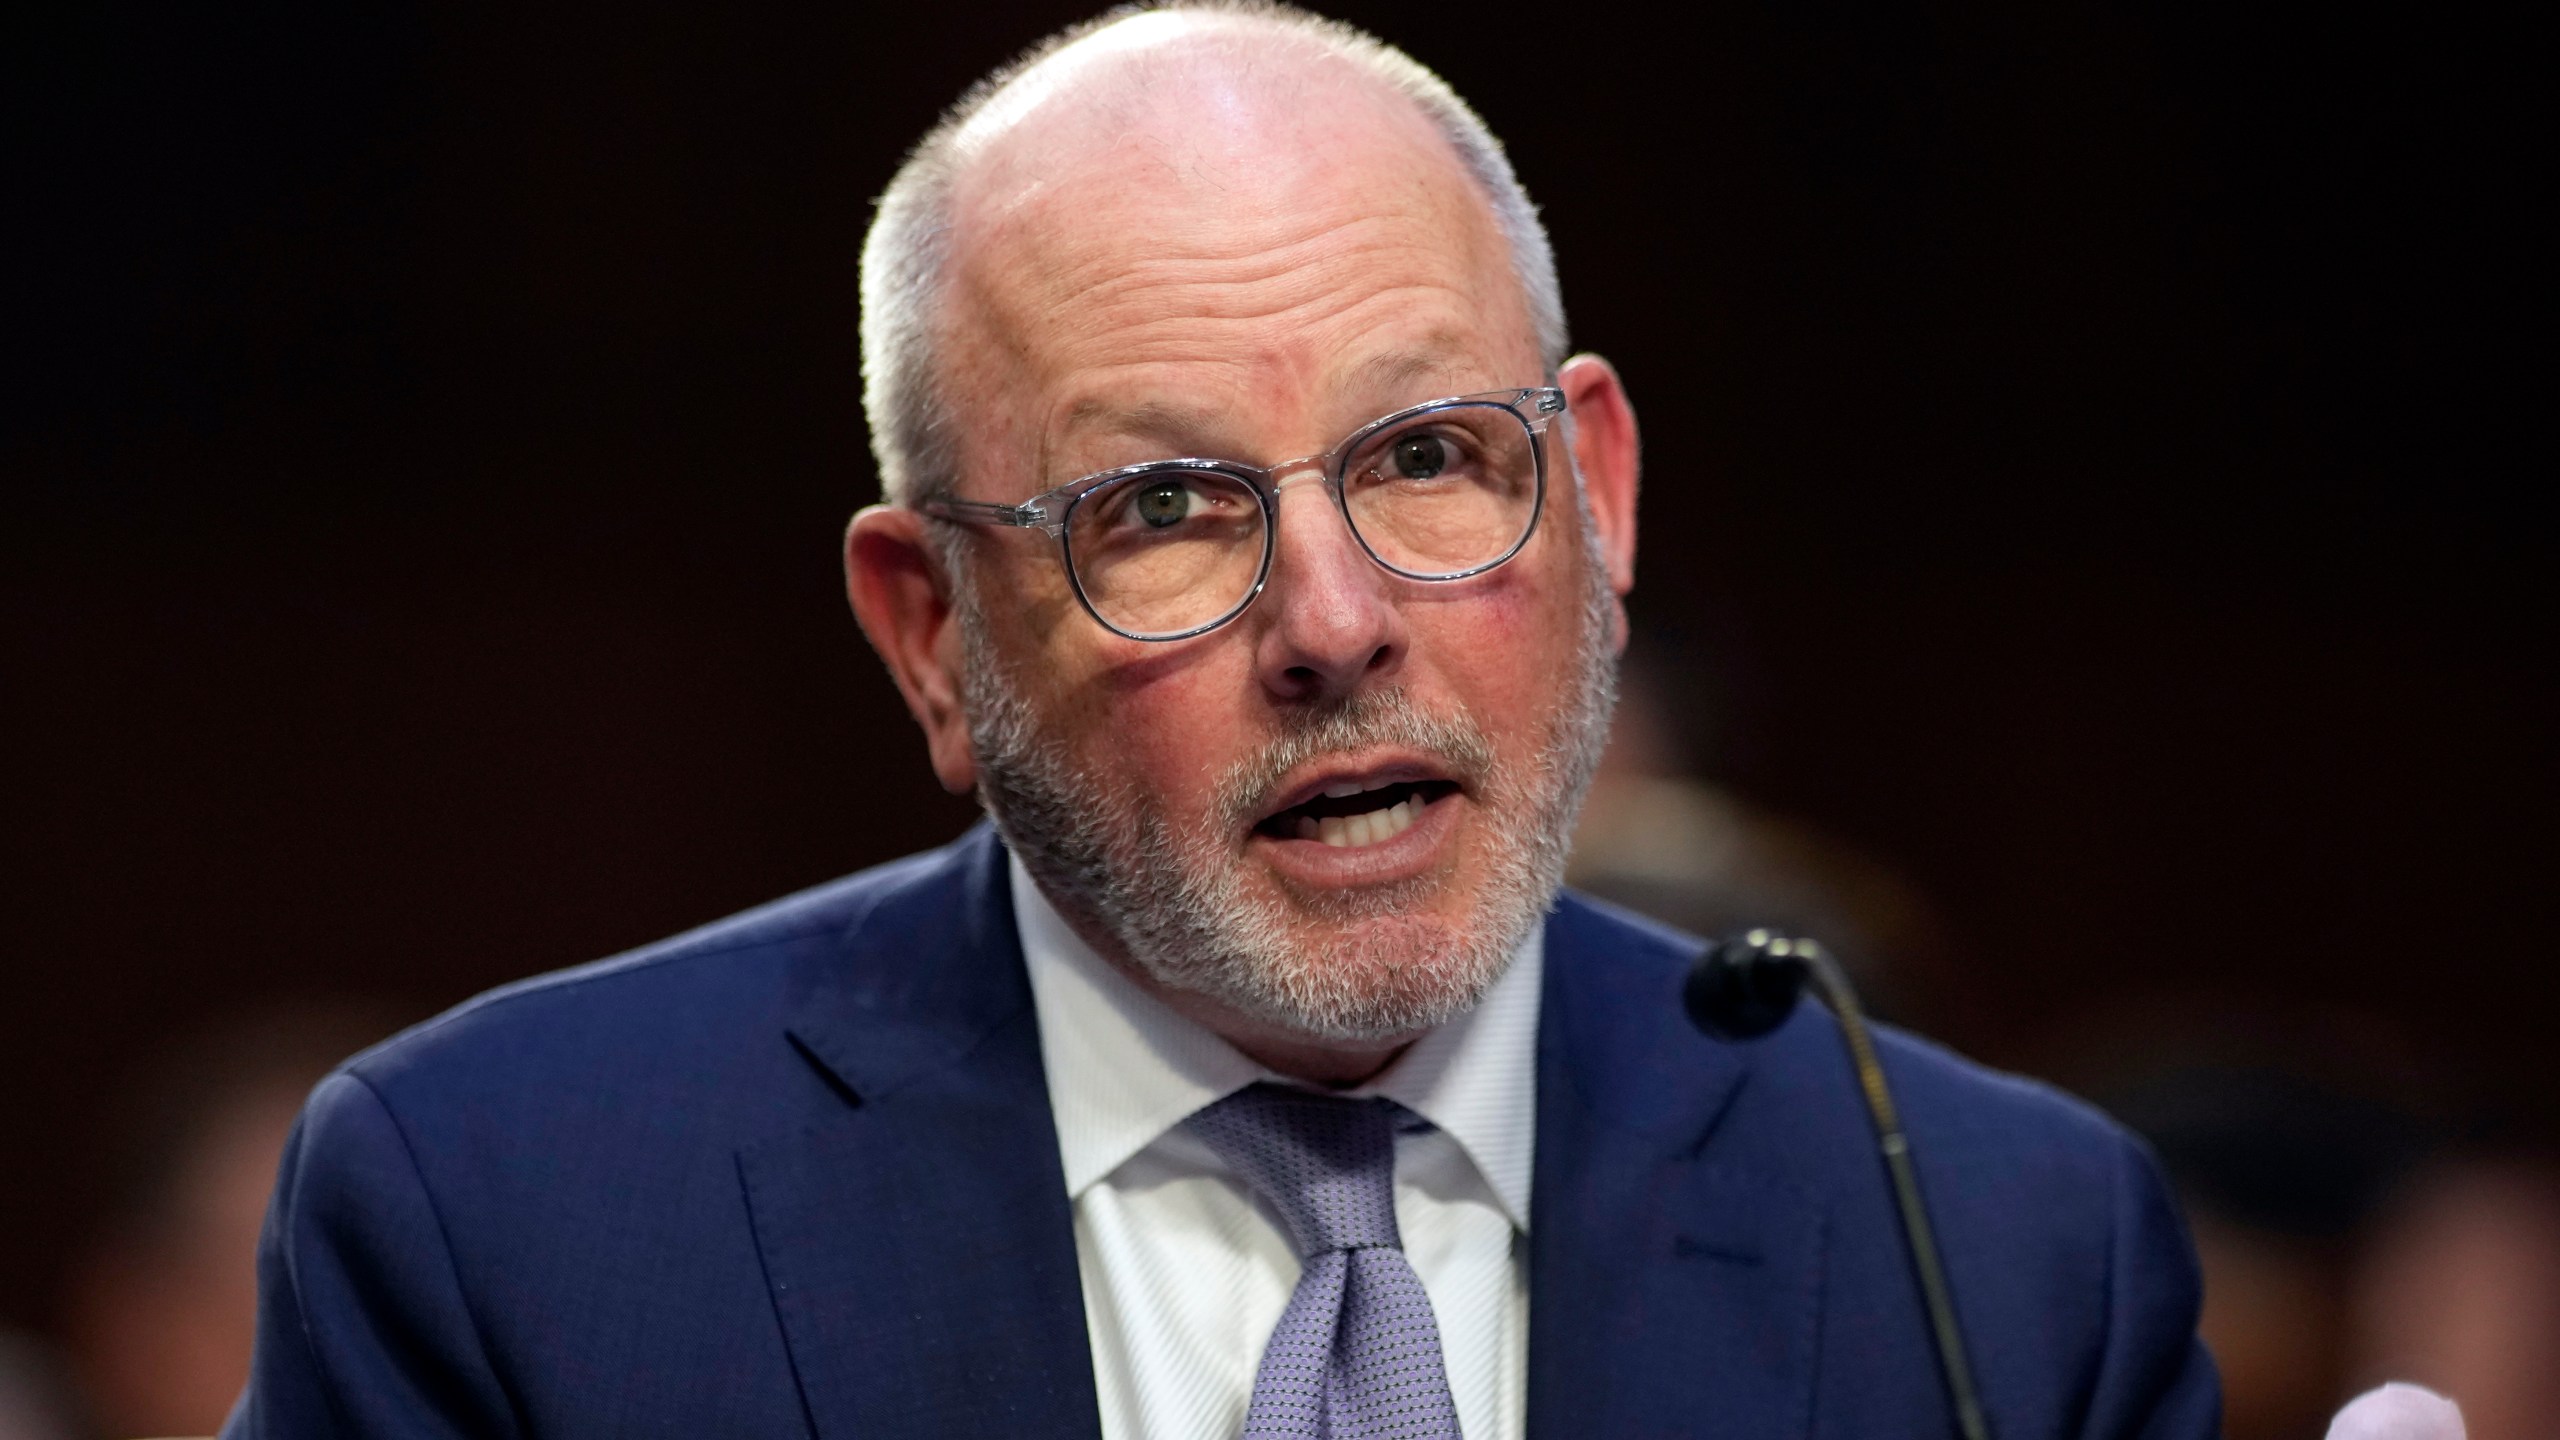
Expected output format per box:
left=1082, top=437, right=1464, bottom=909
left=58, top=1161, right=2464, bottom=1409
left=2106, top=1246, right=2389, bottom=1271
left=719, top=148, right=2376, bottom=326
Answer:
left=847, top=15, right=1640, bottom=1083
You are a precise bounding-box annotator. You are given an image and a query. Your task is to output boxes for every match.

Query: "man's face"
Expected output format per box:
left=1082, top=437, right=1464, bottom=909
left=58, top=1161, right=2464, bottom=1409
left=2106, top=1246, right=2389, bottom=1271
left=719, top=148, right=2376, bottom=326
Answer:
left=929, top=47, right=1629, bottom=1043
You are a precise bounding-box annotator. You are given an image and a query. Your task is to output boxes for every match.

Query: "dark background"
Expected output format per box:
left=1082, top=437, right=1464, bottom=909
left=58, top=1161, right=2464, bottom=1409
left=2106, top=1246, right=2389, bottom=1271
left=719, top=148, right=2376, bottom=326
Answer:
left=3, top=0, right=2546, bottom=1335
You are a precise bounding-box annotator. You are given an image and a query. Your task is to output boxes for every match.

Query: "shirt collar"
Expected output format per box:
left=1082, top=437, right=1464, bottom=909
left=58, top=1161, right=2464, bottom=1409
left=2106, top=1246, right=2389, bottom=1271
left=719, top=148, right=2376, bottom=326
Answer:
left=1011, top=853, right=1542, bottom=1231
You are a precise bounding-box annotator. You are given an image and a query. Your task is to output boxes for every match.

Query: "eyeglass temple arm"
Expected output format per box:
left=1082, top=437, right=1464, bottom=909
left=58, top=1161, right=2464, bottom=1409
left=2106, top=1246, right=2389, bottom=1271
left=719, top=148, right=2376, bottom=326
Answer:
left=919, top=496, right=1058, bottom=532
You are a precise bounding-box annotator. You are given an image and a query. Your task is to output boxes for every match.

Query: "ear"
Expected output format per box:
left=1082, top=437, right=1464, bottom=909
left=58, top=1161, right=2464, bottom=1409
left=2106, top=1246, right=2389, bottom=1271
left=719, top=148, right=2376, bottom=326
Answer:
left=845, top=504, right=978, bottom=794
left=1556, top=352, right=1640, bottom=619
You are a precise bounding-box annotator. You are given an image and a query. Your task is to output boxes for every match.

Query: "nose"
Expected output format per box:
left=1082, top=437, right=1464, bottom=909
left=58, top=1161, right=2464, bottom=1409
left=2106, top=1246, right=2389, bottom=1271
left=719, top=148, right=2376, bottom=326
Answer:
left=1249, top=469, right=1406, bottom=704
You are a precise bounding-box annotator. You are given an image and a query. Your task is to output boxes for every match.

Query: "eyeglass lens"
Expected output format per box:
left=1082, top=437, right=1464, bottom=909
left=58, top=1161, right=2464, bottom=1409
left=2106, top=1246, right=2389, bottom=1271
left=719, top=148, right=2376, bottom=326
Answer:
left=1062, top=400, right=1540, bottom=639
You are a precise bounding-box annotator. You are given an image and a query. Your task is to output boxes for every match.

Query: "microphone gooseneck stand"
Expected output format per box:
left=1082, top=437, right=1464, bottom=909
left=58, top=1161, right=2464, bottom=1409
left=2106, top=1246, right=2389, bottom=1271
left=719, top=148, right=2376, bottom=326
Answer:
left=1685, top=930, right=1993, bottom=1440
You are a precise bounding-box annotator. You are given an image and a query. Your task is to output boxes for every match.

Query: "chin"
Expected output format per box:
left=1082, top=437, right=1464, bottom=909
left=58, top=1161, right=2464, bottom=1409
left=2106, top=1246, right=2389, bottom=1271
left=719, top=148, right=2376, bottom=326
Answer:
left=1174, top=908, right=1518, bottom=1044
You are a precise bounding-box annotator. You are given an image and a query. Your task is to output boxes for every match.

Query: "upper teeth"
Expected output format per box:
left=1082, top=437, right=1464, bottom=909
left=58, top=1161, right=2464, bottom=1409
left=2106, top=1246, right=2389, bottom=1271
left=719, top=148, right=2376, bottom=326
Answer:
left=1323, top=781, right=1367, bottom=798
left=1295, top=795, right=1422, bottom=848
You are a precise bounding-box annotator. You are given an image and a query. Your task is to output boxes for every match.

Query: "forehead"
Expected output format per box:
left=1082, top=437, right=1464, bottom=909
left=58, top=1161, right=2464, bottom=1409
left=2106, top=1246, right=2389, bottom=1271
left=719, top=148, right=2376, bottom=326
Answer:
left=939, top=24, right=1535, bottom=463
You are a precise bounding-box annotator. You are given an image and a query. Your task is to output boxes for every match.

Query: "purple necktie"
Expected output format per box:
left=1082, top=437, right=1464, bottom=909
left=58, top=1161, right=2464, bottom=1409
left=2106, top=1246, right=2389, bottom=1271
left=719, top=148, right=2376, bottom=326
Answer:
left=1188, top=1082, right=1466, bottom=1440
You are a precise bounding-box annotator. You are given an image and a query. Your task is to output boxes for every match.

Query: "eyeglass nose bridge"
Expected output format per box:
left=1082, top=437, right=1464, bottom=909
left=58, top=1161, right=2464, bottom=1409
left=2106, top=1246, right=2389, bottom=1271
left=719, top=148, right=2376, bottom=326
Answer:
left=1261, top=453, right=1336, bottom=494
left=1255, top=452, right=1373, bottom=562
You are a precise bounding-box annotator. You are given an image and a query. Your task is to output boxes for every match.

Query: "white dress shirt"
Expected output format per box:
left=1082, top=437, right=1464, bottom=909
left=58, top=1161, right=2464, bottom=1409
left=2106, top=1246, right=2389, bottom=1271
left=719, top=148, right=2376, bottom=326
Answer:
left=1011, top=856, right=1539, bottom=1440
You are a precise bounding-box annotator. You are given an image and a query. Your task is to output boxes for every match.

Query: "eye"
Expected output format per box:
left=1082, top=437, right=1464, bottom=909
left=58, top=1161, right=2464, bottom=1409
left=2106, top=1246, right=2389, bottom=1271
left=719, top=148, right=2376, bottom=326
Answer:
left=1391, top=433, right=1453, bottom=479
left=1132, top=479, right=1196, bottom=528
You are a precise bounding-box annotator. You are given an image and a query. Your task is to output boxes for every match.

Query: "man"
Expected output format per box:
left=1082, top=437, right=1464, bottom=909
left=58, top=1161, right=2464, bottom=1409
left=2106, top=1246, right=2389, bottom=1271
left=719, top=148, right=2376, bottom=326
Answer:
left=229, top=5, right=2219, bottom=1436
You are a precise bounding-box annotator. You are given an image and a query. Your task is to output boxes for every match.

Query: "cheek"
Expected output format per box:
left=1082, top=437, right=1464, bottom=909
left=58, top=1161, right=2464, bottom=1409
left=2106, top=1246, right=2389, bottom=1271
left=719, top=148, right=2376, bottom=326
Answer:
left=1062, top=682, right=1245, bottom=832
left=1040, top=632, right=1257, bottom=812
left=1416, top=541, right=1590, bottom=722
left=973, top=545, right=1090, bottom=661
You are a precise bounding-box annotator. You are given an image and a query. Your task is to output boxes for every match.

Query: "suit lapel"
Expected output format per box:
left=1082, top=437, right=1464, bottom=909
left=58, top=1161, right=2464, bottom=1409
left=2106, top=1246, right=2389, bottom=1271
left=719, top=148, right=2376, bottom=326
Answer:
left=729, top=844, right=1827, bottom=1438
left=1527, top=896, right=1826, bottom=1439
left=739, top=827, right=1101, bottom=1440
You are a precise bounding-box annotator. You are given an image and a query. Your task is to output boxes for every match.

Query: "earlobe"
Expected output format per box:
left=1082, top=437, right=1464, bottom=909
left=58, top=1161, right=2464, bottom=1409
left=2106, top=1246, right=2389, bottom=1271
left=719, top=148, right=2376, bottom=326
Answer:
left=844, top=506, right=979, bottom=794
left=1555, top=354, right=1640, bottom=598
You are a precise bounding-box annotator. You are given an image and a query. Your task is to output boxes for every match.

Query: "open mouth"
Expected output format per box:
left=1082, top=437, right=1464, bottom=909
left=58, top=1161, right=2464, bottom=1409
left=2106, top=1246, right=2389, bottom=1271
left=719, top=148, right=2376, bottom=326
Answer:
left=1254, top=779, right=1461, bottom=849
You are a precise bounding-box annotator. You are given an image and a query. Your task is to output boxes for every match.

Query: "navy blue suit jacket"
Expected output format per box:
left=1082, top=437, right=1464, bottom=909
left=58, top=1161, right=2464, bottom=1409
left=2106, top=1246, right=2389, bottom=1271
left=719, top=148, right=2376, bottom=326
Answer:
left=228, top=825, right=2218, bottom=1437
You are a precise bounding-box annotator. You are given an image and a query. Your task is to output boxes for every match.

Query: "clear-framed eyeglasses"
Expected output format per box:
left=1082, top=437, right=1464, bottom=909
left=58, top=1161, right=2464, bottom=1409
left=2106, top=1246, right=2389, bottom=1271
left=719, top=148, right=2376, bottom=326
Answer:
left=920, top=386, right=1565, bottom=642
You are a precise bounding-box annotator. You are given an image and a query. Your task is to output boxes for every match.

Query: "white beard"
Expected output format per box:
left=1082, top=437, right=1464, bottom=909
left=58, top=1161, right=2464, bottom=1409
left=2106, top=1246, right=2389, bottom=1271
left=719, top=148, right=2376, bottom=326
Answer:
left=955, top=521, right=1619, bottom=1042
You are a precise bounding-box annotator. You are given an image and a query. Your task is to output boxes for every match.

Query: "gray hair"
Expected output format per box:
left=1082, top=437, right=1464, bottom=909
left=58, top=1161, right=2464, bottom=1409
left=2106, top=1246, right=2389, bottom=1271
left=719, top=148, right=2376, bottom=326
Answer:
left=858, top=0, right=1570, bottom=508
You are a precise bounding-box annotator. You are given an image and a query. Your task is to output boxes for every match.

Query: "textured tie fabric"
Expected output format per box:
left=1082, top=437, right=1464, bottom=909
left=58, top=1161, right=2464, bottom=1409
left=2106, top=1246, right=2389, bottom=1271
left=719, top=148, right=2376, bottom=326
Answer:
left=1188, top=1082, right=1466, bottom=1440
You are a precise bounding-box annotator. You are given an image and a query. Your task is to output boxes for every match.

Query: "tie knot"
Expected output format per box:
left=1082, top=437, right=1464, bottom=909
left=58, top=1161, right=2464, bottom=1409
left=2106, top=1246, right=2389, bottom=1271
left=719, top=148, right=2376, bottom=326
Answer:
left=1187, top=1082, right=1405, bottom=1256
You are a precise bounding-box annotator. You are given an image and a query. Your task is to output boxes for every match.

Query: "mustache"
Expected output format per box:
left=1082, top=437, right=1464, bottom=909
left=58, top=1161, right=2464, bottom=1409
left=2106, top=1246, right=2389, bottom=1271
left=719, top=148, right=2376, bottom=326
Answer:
left=1209, top=688, right=1499, bottom=831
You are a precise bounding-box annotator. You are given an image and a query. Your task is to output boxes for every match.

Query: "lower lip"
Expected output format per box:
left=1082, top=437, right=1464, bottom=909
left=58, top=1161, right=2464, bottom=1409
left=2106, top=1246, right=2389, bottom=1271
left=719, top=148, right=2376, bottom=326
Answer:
left=1246, top=789, right=1464, bottom=888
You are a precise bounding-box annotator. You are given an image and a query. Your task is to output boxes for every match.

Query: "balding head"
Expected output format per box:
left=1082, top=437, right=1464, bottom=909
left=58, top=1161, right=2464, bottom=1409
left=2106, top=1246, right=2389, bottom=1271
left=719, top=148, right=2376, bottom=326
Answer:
left=841, top=4, right=1639, bottom=1073
left=861, top=2, right=1567, bottom=507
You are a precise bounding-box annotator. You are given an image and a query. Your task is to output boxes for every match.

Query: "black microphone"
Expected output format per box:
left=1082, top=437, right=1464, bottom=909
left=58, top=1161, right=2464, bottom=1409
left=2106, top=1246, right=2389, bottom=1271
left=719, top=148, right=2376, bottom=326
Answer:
left=1686, top=931, right=1992, bottom=1440
left=1682, top=928, right=1812, bottom=1040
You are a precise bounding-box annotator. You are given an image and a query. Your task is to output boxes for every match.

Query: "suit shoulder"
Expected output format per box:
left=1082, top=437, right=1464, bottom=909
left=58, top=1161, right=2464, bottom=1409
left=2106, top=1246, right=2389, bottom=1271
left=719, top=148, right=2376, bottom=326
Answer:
left=341, top=836, right=976, bottom=1104
left=1767, top=990, right=2146, bottom=1185
left=1741, top=1000, right=2163, bottom=1262
left=1876, top=1018, right=2129, bottom=1148
left=1548, top=890, right=2146, bottom=1177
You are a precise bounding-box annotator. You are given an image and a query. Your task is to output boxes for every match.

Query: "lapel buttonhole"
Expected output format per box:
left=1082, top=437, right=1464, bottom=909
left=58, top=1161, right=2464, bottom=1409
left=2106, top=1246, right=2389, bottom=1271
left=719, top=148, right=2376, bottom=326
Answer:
left=1672, top=1234, right=1763, bottom=1265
